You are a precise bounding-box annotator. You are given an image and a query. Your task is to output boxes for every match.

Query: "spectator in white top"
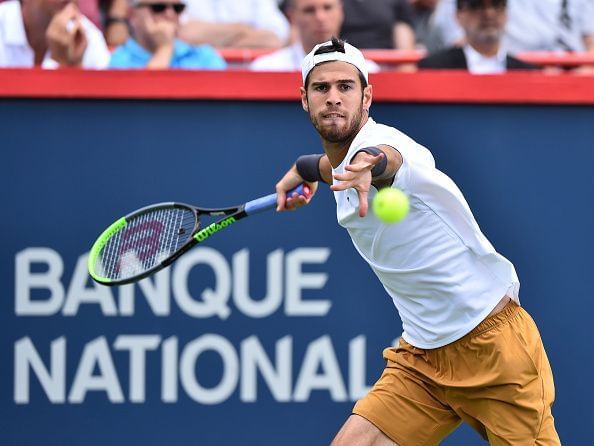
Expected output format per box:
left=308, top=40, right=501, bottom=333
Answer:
left=0, top=0, right=109, bottom=68
left=431, top=0, right=594, bottom=53
left=505, top=0, right=594, bottom=53
left=179, top=0, right=290, bottom=48
left=250, top=0, right=379, bottom=73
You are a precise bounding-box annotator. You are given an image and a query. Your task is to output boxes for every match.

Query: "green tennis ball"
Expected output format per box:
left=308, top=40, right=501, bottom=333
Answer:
left=373, top=188, right=410, bottom=223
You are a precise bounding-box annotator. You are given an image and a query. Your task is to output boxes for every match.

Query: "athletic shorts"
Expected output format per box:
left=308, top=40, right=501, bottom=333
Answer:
left=352, top=302, right=560, bottom=445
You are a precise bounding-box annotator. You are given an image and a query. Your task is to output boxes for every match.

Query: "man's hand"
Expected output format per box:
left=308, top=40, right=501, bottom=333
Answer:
left=276, top=165, right=317, bottom=212
left=145, top=14, right=177, bottom=50
left=144, top=15, right=176, bottom=69
left=46, top=3, right=87, bottom=67
left=331, top=151, right=385, bottom=217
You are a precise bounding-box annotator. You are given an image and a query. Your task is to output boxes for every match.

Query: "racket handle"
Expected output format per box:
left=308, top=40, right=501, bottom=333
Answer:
left=245, top=184, right=305, bottom=216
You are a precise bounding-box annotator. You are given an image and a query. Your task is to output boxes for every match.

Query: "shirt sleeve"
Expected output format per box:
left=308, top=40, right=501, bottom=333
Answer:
left=394, top=0, right=414, bottom=27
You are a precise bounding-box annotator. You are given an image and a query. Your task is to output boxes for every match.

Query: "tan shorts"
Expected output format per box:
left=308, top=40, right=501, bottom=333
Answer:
left=353, top=302, right=560, bottom=445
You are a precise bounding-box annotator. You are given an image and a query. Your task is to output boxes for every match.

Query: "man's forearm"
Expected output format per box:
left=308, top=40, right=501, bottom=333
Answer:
left=230, top=29, right=284, bottom=48
left=178, top=22, right=246, bottom=46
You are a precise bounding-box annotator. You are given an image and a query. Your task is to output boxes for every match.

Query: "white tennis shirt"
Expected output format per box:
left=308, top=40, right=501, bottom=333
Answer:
left=333, top=118, right=519, bottom=349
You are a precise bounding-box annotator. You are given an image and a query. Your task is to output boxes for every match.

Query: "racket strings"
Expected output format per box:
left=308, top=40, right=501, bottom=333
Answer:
left=96, top=207, right=196, bottom=281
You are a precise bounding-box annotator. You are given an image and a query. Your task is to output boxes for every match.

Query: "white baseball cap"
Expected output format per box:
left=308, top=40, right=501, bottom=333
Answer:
left=301, top=38, right=369, bottom=85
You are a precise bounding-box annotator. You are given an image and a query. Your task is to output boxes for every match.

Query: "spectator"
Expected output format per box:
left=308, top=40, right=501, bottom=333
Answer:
left=431, top=0, right=594, bottom=54
left=250, top=0, right=380, bottom=73
left=409, top=0, right=444, bottom=52
left=505, top=0, right=594, bottom=53
left=178, top=0, right=290, bottom=48
left=0, top=0, right=110, bottom=68
left=340, top=0, right=416, bottom=50
left=418, top=0, right=538, bottom=73
left=103, top=0, right=130, bottom=47
left=109, top=0, right=226, bottom=69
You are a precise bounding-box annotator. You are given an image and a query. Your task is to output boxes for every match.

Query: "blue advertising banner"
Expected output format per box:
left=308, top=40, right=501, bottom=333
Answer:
left=1, top=98, right=593, bottom=445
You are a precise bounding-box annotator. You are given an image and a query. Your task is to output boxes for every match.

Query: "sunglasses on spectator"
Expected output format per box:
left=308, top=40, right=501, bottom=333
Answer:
left=461, top=0, right=506, bottom=10
left=135, top=2, right=186, bottom=14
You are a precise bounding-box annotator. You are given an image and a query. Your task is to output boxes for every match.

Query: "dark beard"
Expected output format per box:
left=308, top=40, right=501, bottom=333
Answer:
left=310, top=103, right=364, bottom=144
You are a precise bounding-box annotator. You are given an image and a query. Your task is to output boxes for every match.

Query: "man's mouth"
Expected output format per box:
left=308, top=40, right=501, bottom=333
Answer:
left=322, top=112, right=345, bottom=119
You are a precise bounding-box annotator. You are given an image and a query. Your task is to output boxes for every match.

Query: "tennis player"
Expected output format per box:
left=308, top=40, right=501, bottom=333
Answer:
left=275, top=37, right=560, bottom=445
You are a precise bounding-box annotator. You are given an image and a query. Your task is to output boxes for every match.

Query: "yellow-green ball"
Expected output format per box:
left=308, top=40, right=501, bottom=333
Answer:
left=373, top=188, right=410, bottom=223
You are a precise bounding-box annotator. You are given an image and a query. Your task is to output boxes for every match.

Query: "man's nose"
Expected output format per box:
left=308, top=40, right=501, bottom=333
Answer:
left=326, top=86, right=341, bottom=105
left=314, top=8, right=328, bottom=21
left=163, top=6, right=178, bottom=20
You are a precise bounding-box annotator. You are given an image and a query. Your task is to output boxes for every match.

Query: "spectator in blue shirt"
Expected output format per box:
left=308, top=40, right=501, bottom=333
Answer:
left=109, top=0, right=226, bottom=69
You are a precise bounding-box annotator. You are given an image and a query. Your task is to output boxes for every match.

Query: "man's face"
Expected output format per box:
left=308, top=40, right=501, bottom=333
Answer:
left=457, top=0, right=506, bottom=46
left=131, top=0, right=185, bottom=38
left=290, top=0, right=344, bottom=50
left=301, top=61, right=372, bottom=144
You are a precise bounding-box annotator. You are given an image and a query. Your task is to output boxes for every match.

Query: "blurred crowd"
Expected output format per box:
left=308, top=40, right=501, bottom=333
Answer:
left=0, top=0, right=593, bottom=72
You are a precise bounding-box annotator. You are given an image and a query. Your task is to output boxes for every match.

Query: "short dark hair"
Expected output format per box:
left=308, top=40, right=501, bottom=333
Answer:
left=457, top=0, right=506, bottom=9
left=304, top=37, right=369, bottom=90
left=314, top=36, right=346, bottom=56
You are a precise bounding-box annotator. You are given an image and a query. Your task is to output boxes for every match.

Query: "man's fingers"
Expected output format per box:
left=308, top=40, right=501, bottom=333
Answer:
left=286, top=193, right=307, bottom=210
left=331, top=172, right=351, bottom=183
left=346, top=152, right=384, bottom=172
left=72, top=21, right=85, bottom=41
left=276, top=181, right=314, bottom=212
left=145, top=13, right=157, bottom=32
left=344, top=164, right=365, bottom=173
left=371, top=152, right=385, bottom=164
left=358, top=190, right=369, bottom=217
left=281, top=192, right=308, bottom=212
left=330, top=180, right=352, bottom=191
left=57, top=3, right=79, bottom=25
left=275, top=190, right=287, bottom=211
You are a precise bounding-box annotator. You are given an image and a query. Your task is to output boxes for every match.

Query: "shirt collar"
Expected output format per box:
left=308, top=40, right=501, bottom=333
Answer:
left=463, top=44, right=507, bottom=74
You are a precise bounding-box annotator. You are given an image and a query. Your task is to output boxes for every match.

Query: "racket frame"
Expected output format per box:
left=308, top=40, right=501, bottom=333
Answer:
left=88, top=185, right=303, bottom=286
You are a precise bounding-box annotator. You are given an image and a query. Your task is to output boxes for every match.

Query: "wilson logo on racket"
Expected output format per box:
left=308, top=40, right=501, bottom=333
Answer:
left=194, top=216, right=237, bottom=242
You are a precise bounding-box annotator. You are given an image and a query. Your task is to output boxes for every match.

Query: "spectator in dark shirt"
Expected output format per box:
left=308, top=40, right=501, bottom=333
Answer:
left=418, top=0, right=538, bottom=73
left=409, top=0, right=443, bottom=52
left=341, top=0, right=416, bottom=50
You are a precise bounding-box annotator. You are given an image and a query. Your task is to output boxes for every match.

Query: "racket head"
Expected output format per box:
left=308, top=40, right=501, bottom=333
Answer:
left=88, top=203, right=198, bottom=286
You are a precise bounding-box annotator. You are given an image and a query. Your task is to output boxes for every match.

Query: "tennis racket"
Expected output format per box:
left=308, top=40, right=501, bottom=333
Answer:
left=88, top=184, right=305, bottom=286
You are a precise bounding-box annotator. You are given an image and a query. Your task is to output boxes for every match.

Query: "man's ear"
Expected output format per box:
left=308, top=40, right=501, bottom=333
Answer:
left=300, top=86, right=309, bottom=112
left=363, top=84, right=373, bottom=112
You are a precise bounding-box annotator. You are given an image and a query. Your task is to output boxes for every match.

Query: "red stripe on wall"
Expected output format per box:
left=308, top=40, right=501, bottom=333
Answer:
left=0, top=68, right=592, bottom=104
left=218, top=48, right=594, bottom=67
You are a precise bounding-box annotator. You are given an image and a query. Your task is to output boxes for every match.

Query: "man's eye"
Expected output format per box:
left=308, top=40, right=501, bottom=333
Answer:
left=339, top=84, right=352, bottom=91
left=315, top=85, right=329, bottom=92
